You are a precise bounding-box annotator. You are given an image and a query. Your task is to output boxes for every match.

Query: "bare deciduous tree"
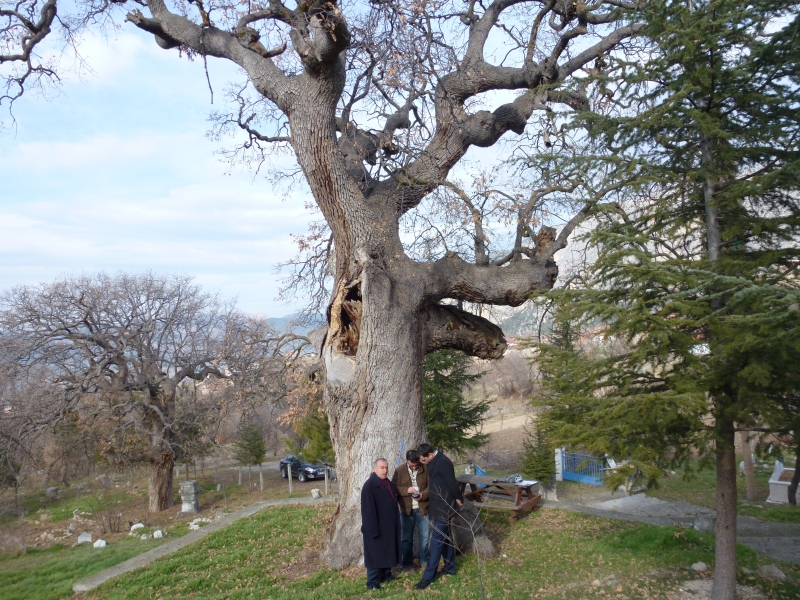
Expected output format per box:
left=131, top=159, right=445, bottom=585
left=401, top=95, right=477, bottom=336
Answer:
left=0, top=0, right=58, bottom=114
left=0, top=272, right=238, bottom=512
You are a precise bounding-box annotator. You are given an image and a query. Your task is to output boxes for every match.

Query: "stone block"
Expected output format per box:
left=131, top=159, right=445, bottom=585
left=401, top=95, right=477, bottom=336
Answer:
left=757, top=564, right=786, bottom=580
left=77, top=532, right=92, bottom=544
left=179, top=480, right=200, bottom=514
left=692, top=514, right=716, bottom=534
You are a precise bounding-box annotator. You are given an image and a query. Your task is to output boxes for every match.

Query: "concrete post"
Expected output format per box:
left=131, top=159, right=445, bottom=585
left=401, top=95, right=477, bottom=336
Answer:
left=555, top=448, right=564, bottom=482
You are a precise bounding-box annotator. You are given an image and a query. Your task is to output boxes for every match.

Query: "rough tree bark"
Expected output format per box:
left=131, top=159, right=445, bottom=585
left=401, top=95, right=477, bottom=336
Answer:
left=703, top=132, right=736, bottom=600
left=739, top=430, right=757, bottom=503
left=712, top=406, right=737, bottom=600
left=124, top=0, right=638, bottom=567
left=789, top=447, right=800, bottom=506
left=149, top=445, right=175, bottom=512
left=146, top=391, right=177, bottom=512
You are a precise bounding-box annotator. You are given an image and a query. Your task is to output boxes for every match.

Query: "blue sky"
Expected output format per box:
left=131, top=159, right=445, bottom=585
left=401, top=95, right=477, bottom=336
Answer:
left=0, top=27, right=311, bottom=317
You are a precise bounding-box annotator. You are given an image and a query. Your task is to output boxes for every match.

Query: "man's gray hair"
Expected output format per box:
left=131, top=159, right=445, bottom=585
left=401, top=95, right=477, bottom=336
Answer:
left=373, top=457, right=388, bottom=467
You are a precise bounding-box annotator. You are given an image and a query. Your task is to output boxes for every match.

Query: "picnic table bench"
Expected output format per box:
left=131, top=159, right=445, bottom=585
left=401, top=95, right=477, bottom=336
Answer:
left=457, top=474, right=541, bottom=525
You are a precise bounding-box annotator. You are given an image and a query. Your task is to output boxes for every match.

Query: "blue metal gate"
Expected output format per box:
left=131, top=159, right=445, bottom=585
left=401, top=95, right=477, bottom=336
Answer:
left=561, top=450, right=604, bottom=486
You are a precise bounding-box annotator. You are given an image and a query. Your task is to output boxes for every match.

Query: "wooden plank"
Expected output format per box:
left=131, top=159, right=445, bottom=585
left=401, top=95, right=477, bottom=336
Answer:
left=517, top=495, right=542, bottom=512
left=472, top=502, right=522, bottom=510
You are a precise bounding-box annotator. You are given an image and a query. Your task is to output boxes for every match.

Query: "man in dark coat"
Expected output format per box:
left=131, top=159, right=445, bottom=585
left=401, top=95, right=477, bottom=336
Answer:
left=360, top=457, right=401, bottom=590
left=414, top=443, right=463, bottom=590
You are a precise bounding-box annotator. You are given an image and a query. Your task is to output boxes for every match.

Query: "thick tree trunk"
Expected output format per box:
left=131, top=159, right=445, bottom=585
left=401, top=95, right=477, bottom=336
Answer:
left=789, top=447, right=800, bottom=506
left=147, top=395, right=176, bottom=513
left=712, top=409, right=737, bottom=600
left=739, top=431, right=757, bottom=502
left=148, top=447, right=175, bottom=513
left=320, top=264, right=427, bottom=569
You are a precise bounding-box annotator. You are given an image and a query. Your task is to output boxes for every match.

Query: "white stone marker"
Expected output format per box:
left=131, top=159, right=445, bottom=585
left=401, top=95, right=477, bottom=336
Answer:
left=77, top=532, right=92, bottom=544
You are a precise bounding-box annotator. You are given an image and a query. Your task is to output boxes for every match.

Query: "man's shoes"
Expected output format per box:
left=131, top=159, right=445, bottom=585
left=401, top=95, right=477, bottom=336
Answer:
left=402, top=566, right=415, bottom=574
left=414, top=578, right=434, bottom=590
left=366, top=584, right=381, bottom=590
left=381, top=574, right=396, bottom=583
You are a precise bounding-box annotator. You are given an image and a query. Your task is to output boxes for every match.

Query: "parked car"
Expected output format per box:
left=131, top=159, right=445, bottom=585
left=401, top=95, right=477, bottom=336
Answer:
left=279, top=455, right=332, bottom=482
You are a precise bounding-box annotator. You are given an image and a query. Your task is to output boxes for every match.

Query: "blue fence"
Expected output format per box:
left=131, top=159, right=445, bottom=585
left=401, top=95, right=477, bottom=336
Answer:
left=561, top=450, right=604, bottom=486
left=474, top=464, right=487, bottom=489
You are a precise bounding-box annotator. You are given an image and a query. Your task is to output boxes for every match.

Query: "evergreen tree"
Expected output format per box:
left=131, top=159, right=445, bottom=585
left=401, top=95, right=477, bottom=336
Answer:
left=233, top=414, right=266, bottom=468
left=534, top=2, right=800, bottom=597
left=521, top=427, right=556, bottom=483
left=422, top=349, right=489, bottom=455
left=294, top=408, right=335, bottom=465
left=536, top=314, right=587, bottom=406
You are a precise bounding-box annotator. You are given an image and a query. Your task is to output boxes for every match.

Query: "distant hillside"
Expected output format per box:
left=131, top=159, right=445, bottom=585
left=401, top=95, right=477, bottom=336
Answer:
left=463, top=348, right=540, bottom=417
left=265, top=312, right=326, bottom=335
left=468, top=302, right=553, bottom=339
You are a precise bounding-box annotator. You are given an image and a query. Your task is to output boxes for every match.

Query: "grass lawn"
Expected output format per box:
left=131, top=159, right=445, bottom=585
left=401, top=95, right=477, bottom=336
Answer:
left=0, top=536, right=166, bottom=600
left=648, top=462, right=800, bottom=524
left=0, top=465, right=334, bottom=599
left=84, top=504, right=800, bottom=600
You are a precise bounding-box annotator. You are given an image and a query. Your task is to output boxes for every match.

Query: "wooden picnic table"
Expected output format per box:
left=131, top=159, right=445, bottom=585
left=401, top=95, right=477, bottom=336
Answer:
left=457, top=475, right=542, bottom=524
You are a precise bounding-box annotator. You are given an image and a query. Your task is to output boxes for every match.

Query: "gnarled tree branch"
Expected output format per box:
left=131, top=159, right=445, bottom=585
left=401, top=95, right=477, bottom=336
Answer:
left=423, top=304, right=507, bottom=359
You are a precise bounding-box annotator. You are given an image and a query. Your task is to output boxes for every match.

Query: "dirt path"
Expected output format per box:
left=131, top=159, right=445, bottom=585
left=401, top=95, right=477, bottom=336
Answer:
left=546, top=492, right=800, bottom=565
left=72, top=494, right=337, bottom=594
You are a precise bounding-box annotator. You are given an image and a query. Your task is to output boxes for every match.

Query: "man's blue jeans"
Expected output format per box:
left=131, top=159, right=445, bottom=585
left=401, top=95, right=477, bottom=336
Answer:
left=400, top=509, right=430, bottom=567
left=421, top=518, right=456, bottom=582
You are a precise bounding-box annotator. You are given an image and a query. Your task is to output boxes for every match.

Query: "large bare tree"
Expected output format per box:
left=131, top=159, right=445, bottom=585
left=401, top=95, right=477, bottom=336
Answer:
left=3, top=0, right=640, bottom=566
left=0, top=273, right=238, bottom=512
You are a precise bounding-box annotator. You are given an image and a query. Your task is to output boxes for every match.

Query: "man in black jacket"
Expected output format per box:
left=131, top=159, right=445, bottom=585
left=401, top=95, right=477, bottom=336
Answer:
left=360, top=458, right=401, bottom=590
left=414, top=443, right=463, bottom=589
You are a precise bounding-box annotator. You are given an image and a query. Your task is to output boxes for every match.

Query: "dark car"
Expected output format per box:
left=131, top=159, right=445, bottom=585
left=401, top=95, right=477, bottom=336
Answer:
left=279, top=455, right=329, bottom=482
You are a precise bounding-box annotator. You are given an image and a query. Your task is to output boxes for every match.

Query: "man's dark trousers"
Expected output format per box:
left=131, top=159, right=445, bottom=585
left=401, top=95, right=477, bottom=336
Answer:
left=420, top=518, right=456, bottom=582
left=366, top=567, right=392, bottom=589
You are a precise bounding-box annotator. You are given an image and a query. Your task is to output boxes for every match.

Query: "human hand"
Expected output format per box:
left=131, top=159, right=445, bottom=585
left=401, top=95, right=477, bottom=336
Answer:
left=455, top=499, right=463, bottom=507
left=408, top=487, right=416, bottom=495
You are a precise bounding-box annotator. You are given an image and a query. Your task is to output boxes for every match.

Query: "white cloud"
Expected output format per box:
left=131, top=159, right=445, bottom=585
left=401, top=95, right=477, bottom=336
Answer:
left=70, top=31, right=152, bottom=84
